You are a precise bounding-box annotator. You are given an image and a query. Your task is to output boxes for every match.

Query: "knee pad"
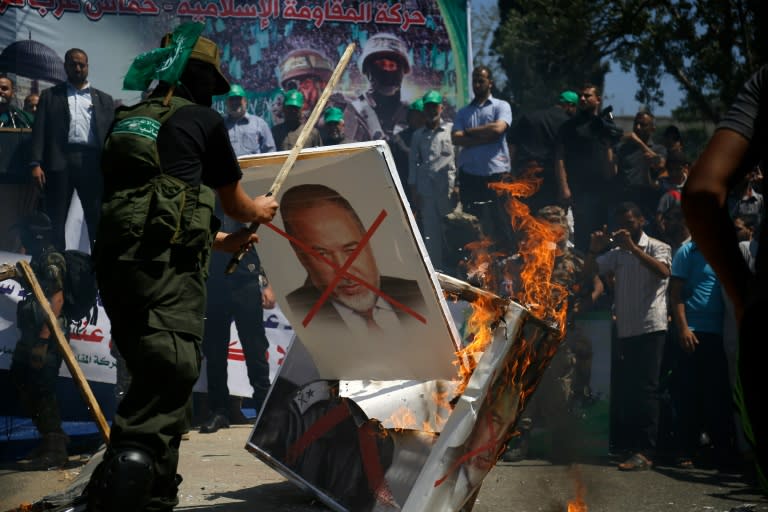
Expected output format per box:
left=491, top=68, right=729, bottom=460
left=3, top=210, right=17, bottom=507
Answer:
left=90, top=448, right=155, bottom=512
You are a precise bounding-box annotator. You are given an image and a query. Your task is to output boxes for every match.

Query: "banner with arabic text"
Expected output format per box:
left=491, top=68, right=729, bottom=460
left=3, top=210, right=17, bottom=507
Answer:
left=0, top=1, right=469, bottom=138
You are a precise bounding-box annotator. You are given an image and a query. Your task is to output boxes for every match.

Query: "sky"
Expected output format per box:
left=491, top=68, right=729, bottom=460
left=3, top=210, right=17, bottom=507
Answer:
left=470, top=0, right=684, bottom=117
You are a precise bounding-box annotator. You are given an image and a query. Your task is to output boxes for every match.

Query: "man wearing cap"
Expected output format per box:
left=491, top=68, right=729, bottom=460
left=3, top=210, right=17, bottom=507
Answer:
left=507, top=90, right=578, bottom=212
left=390, top=98, right=426, bottom=198
left=86, top=26, right=278, bottom=512
left=555, top=83, right=618, bottom=252
left=198, top=83, right=277, bottom=435
left=321, top=106, right=349, bottom=146
left=408, top=90, right=456, bottom=271
left=346, top=32, right=412, bottom=143
left=271, top=89, right=322, bottom=151
left=29, top=48, right=115, bottom=251
left=452, top=65, right=514, bottom=253
left=224, top=84, right=276, bottom=156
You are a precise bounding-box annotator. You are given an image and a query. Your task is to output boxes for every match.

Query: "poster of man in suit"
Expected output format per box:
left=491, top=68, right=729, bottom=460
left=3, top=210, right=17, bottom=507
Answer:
left=238, top=141, right=460, bottom=381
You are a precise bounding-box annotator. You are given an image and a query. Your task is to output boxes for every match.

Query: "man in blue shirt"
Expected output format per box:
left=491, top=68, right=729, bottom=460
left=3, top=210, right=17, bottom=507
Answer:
left=451, top=66, right=514, bottom=253
left=223, top=84, right=275, bottom=156
left=669, top=241, right=736, bottom=469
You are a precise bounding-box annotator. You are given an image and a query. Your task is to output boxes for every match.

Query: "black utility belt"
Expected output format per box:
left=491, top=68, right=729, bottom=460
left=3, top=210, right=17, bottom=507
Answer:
left=67, top=143, right=98, bottom=152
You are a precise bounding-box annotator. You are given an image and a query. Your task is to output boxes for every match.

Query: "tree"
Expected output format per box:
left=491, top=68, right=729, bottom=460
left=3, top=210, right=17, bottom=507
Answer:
left=494, top=0, right=767, bottom=123
left=493, top=0, right=622, bottom=114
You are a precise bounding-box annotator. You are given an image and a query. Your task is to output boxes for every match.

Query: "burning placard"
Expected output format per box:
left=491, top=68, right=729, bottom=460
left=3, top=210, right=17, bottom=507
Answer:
left=242, top=141, right=563, bottom=512
left=403, top=301, right=560, bottom=511
left=246, top=296, right=560, bottom=512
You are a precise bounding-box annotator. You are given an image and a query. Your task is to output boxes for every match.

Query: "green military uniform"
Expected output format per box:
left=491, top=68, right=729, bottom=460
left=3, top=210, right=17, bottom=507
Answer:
left=9, top=221, right=71, bottom=471
left=11, top=247, right=68, bottom=435
left=91, top=94, right=228, bottom=511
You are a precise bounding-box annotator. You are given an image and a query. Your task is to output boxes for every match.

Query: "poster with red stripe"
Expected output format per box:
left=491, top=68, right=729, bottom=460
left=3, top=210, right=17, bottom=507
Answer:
left=238, top=141, right=460, bottom=380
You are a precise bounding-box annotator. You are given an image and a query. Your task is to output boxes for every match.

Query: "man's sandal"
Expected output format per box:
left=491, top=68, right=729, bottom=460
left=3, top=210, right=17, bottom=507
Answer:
left=618, top=452, right=652, bottom=471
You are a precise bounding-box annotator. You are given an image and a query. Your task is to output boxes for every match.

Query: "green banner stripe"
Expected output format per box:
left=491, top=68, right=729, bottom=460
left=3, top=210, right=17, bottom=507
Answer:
left=437, top=0, right=469, bottom=106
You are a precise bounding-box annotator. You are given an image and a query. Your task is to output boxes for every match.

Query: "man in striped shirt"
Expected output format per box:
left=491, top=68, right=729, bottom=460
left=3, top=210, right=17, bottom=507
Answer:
left=583, top=201, right=671, bottom=472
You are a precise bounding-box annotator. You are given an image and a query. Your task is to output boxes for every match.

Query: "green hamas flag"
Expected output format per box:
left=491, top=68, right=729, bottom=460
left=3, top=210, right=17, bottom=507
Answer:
left=123, top=22, right=204, bottom=91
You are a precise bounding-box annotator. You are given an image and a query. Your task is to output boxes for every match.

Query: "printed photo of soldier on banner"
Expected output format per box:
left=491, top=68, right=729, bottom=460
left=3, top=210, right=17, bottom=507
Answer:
left=202, top=1, right=468, bottom=141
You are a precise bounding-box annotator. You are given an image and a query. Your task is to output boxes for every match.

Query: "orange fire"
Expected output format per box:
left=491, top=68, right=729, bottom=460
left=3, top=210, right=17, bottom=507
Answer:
left=566, top=465, right=588, bottom=511
left=390, top=405, right=419, bottom=431
left=489, top=169, right=568, bottom=333
left=454, top=168, right=569, bottom=388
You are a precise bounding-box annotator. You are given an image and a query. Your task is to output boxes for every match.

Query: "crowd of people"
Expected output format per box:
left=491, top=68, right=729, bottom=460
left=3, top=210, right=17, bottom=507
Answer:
left=397, top=64, right=765, bottom=481
left=3, top=20, right=768, bottom=510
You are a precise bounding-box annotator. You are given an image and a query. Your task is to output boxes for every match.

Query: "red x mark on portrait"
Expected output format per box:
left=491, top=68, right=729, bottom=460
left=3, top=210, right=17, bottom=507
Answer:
left=266, top=209, right=427, bottom=327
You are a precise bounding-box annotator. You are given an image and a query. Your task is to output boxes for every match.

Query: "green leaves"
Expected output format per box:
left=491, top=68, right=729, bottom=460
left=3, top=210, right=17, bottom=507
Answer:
left=494, top=0, right=765, bottom=124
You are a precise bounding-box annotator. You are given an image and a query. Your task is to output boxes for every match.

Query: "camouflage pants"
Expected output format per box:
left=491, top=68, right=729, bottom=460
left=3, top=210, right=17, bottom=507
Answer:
left=10, top=333, right=66, bottom=435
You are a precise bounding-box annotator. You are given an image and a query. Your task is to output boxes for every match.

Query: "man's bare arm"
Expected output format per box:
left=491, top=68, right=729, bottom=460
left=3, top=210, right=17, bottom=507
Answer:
left=683, top=129, right=753, bottom=321
left=217, top=181, right=278, bottom=224
left=213, top=229, right=259, bottom=253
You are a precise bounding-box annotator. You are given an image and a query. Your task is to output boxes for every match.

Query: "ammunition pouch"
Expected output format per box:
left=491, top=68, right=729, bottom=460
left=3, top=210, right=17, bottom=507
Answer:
left=96, top=96, right=216, bottom=269
left=17, top=297, right=44, bottom=333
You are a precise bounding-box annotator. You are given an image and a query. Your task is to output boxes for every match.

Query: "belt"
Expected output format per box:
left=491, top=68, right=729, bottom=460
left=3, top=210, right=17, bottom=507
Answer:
left=67, top=143, right=98, bottom=152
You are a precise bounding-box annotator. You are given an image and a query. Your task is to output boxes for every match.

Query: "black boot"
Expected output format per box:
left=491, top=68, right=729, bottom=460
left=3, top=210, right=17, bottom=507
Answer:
left=199, top=412, right=230, bottom=434
left=18, top=432, right=69, bottom=470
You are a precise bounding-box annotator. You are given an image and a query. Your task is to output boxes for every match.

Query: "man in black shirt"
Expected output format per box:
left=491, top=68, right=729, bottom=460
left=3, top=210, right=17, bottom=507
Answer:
left=508, top=90, right=578, bottom=212
left=87, top=28, right=278, bottom=512
left=555, top=84, right=618, bottom=251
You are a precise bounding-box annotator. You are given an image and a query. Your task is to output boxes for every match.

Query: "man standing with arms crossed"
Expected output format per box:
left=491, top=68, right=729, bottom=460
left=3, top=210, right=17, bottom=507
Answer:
left=29, top=48, right=114, bottom=251
left=85, top=26, right=278, bottom=512
left=451, top=66, right=514, bottom=254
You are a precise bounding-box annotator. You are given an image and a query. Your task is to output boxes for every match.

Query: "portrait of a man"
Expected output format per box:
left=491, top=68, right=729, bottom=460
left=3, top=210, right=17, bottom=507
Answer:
left=280, top=184, right=426, bottom=335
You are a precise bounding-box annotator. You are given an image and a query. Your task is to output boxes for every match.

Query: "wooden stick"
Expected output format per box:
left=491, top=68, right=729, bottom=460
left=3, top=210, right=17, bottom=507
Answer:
left=224, top=42, right=357, bottom=275
left=16, top=260, right=111, bottom=443
left=435, top=272, right=508, bottom=309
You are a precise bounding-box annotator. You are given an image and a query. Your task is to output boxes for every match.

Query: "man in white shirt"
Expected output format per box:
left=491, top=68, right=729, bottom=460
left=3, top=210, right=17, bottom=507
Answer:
left=29, top=48, right=115, bottom=250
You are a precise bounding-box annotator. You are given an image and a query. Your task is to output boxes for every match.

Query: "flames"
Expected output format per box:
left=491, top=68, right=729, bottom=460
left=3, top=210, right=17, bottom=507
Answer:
left=453, top=168, right=569, bottom=393
left=489, top=169, right=568, bottom=333
left=390, top=405, right=418, bottom=431
left=566, top=465, right=588, bottom=512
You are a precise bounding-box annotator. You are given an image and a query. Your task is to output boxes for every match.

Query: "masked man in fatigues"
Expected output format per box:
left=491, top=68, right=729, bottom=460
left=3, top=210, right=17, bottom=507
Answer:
left=10, top=212, right=70, bottom=470
left=85, top=25, right=278, bottom=512
left=345, top=33, right=412, bottom=143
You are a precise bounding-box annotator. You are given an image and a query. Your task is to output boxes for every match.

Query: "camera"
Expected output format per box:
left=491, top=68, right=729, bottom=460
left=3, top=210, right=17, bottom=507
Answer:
left=593, top=105, right=624, bottom=144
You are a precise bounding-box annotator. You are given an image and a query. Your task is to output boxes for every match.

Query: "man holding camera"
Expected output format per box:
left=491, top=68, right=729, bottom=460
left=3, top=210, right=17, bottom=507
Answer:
left=555, top=83, right=618, bottom=252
